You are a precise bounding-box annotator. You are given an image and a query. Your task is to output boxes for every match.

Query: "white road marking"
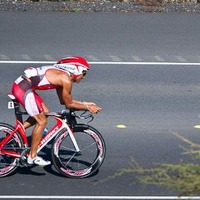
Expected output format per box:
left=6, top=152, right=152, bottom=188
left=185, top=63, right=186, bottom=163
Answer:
left=44, top=55, right=55, bottom=61
left=0, top=60, right=200, bottom=66
left=131, top=56, right=143, bottom=61
left=153, top=56, right=165, bottom=62
left=0, top=54, right=10, bottom=60
left=175, top=56, right=187, bottom=62
left=0, top=60, right=55, bottom=64
left=109, top=56, right=122, bottom=62
left=21, top=54, right=32, bottom=60
left=87, top=55, right=99, bottom=61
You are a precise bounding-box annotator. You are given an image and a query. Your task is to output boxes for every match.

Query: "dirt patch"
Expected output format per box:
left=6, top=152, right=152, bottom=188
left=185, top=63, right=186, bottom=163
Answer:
left=0, top=0, right=199, bottom=12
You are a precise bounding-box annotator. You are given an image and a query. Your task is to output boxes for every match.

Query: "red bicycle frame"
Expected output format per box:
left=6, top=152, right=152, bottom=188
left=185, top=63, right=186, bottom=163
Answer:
left=0, top=95, right=80, bottom=159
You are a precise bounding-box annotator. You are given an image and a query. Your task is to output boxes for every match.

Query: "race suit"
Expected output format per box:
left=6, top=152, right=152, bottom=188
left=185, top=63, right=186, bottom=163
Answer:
left=12, top=66, right=69, bottom=116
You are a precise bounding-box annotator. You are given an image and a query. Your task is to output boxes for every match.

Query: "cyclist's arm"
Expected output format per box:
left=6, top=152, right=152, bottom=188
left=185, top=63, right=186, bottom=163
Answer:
left=56, top=87, right=65, bottom=105
left=55, top=73, right=102, bottom=113
left=62, top=90, right=102, bottom=113
left=56, top=81, right=88, bottom=110
left=56, top=87, right=88, bottom=108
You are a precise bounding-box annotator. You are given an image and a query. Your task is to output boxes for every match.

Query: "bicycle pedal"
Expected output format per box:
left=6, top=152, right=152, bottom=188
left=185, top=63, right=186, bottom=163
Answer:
left=19, top=157, right=27, bottom=166
left=19, top=148, right=30, bottom=164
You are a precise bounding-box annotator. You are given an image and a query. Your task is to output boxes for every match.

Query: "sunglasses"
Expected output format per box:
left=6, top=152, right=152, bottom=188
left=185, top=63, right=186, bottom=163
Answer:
left=82, top=70, right=87, bottom=77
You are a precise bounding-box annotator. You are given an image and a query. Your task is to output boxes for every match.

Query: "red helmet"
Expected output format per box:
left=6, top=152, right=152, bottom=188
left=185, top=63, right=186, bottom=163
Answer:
left=55, top=56, right=90, bottom=78
left=57, top=56, right=89, bottom=69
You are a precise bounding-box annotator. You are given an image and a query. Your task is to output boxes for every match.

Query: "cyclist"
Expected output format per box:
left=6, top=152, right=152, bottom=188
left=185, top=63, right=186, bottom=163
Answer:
left=12, top=56, right=102, bottom=166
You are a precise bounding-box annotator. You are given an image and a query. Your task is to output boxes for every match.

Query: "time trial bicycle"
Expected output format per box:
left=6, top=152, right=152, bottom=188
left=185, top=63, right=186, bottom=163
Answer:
left=0, top=94, right=106, bottom=178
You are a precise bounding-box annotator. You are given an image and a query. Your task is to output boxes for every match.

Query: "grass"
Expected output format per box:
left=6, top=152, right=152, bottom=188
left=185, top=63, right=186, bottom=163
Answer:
left=99, top=131, right=200, bottom=196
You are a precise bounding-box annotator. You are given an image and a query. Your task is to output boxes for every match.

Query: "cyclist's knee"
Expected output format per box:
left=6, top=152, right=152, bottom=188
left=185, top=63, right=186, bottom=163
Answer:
left=40, top=118, right=48, bottom=127
left=34, top=113, right=48, bottom=127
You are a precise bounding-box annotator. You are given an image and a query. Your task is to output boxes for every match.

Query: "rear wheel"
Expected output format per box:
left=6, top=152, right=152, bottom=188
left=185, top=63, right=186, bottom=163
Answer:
left=0, top=123, right=23, bottom=177
left=52, top=124, right=106, bottom=178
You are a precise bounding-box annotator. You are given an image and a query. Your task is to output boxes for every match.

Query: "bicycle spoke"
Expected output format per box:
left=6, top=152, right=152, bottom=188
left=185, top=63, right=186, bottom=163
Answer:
left=64, top=153, right=77, bottom=166
left=80, top=142, right=97, bottom=152
left=59, top=145, right=78, bottom=153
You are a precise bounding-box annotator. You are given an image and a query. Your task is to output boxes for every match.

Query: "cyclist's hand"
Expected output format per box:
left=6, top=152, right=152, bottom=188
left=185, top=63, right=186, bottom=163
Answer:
left=83, top=101, right=96, bottom=106
left=87, top=104, right=102, bottom=114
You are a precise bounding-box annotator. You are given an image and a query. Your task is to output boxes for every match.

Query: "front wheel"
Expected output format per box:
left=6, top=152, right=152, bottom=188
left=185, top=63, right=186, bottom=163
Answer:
left=51, top=124, right=106, bottom=178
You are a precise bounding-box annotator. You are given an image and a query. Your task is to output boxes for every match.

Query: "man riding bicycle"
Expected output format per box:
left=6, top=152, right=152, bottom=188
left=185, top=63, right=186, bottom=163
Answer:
left=12, top=56, right=101, bottom=166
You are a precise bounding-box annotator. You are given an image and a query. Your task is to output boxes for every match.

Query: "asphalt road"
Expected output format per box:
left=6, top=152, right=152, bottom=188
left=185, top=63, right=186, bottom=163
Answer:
left=0, top=12, right=200, bottom=198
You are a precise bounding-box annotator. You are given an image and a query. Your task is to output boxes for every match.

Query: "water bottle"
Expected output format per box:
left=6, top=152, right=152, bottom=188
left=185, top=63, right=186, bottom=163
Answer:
left=42, top=128, right=48, bottom=137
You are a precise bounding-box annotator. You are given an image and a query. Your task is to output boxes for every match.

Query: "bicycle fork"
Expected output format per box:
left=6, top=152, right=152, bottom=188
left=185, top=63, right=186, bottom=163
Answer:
left=64, top=123, right=80, bottom=153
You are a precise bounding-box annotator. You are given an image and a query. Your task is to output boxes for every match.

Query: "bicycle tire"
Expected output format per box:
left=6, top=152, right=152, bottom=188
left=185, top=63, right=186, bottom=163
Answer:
left=0, top=122, right=23, bottom=177
left=51, top=124, right=106, bottom=178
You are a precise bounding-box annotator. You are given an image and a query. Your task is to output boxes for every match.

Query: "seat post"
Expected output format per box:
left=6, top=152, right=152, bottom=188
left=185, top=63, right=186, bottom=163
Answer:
left=14, top=100, right=23, bottom=123
left=8, top=94, right=24, bottom=123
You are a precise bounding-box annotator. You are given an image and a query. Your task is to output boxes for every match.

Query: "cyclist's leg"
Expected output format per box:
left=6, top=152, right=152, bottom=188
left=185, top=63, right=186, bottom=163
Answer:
left=23, top=102, right=49, bottom=129
left=27, top=112, right=50, bottom=166
left=24, top=91, right=50, bottom=165
left=12, top=82, right=50, bottom=165
left=29, top=112, right=47, bottom=157
left=23, top=117, right=36, bottom=129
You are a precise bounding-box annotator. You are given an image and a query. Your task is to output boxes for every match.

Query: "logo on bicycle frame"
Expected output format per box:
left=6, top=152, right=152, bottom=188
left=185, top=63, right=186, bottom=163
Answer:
left=39, top=126, right=60, bottom=147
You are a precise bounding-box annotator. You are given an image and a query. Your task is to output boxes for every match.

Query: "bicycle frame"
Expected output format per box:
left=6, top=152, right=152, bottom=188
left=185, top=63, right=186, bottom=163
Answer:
left=0, top=95, right=80, bottom=159
left=0, top=119, right=28, bottom=158
left=37, top=114, right=80, bottom=153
